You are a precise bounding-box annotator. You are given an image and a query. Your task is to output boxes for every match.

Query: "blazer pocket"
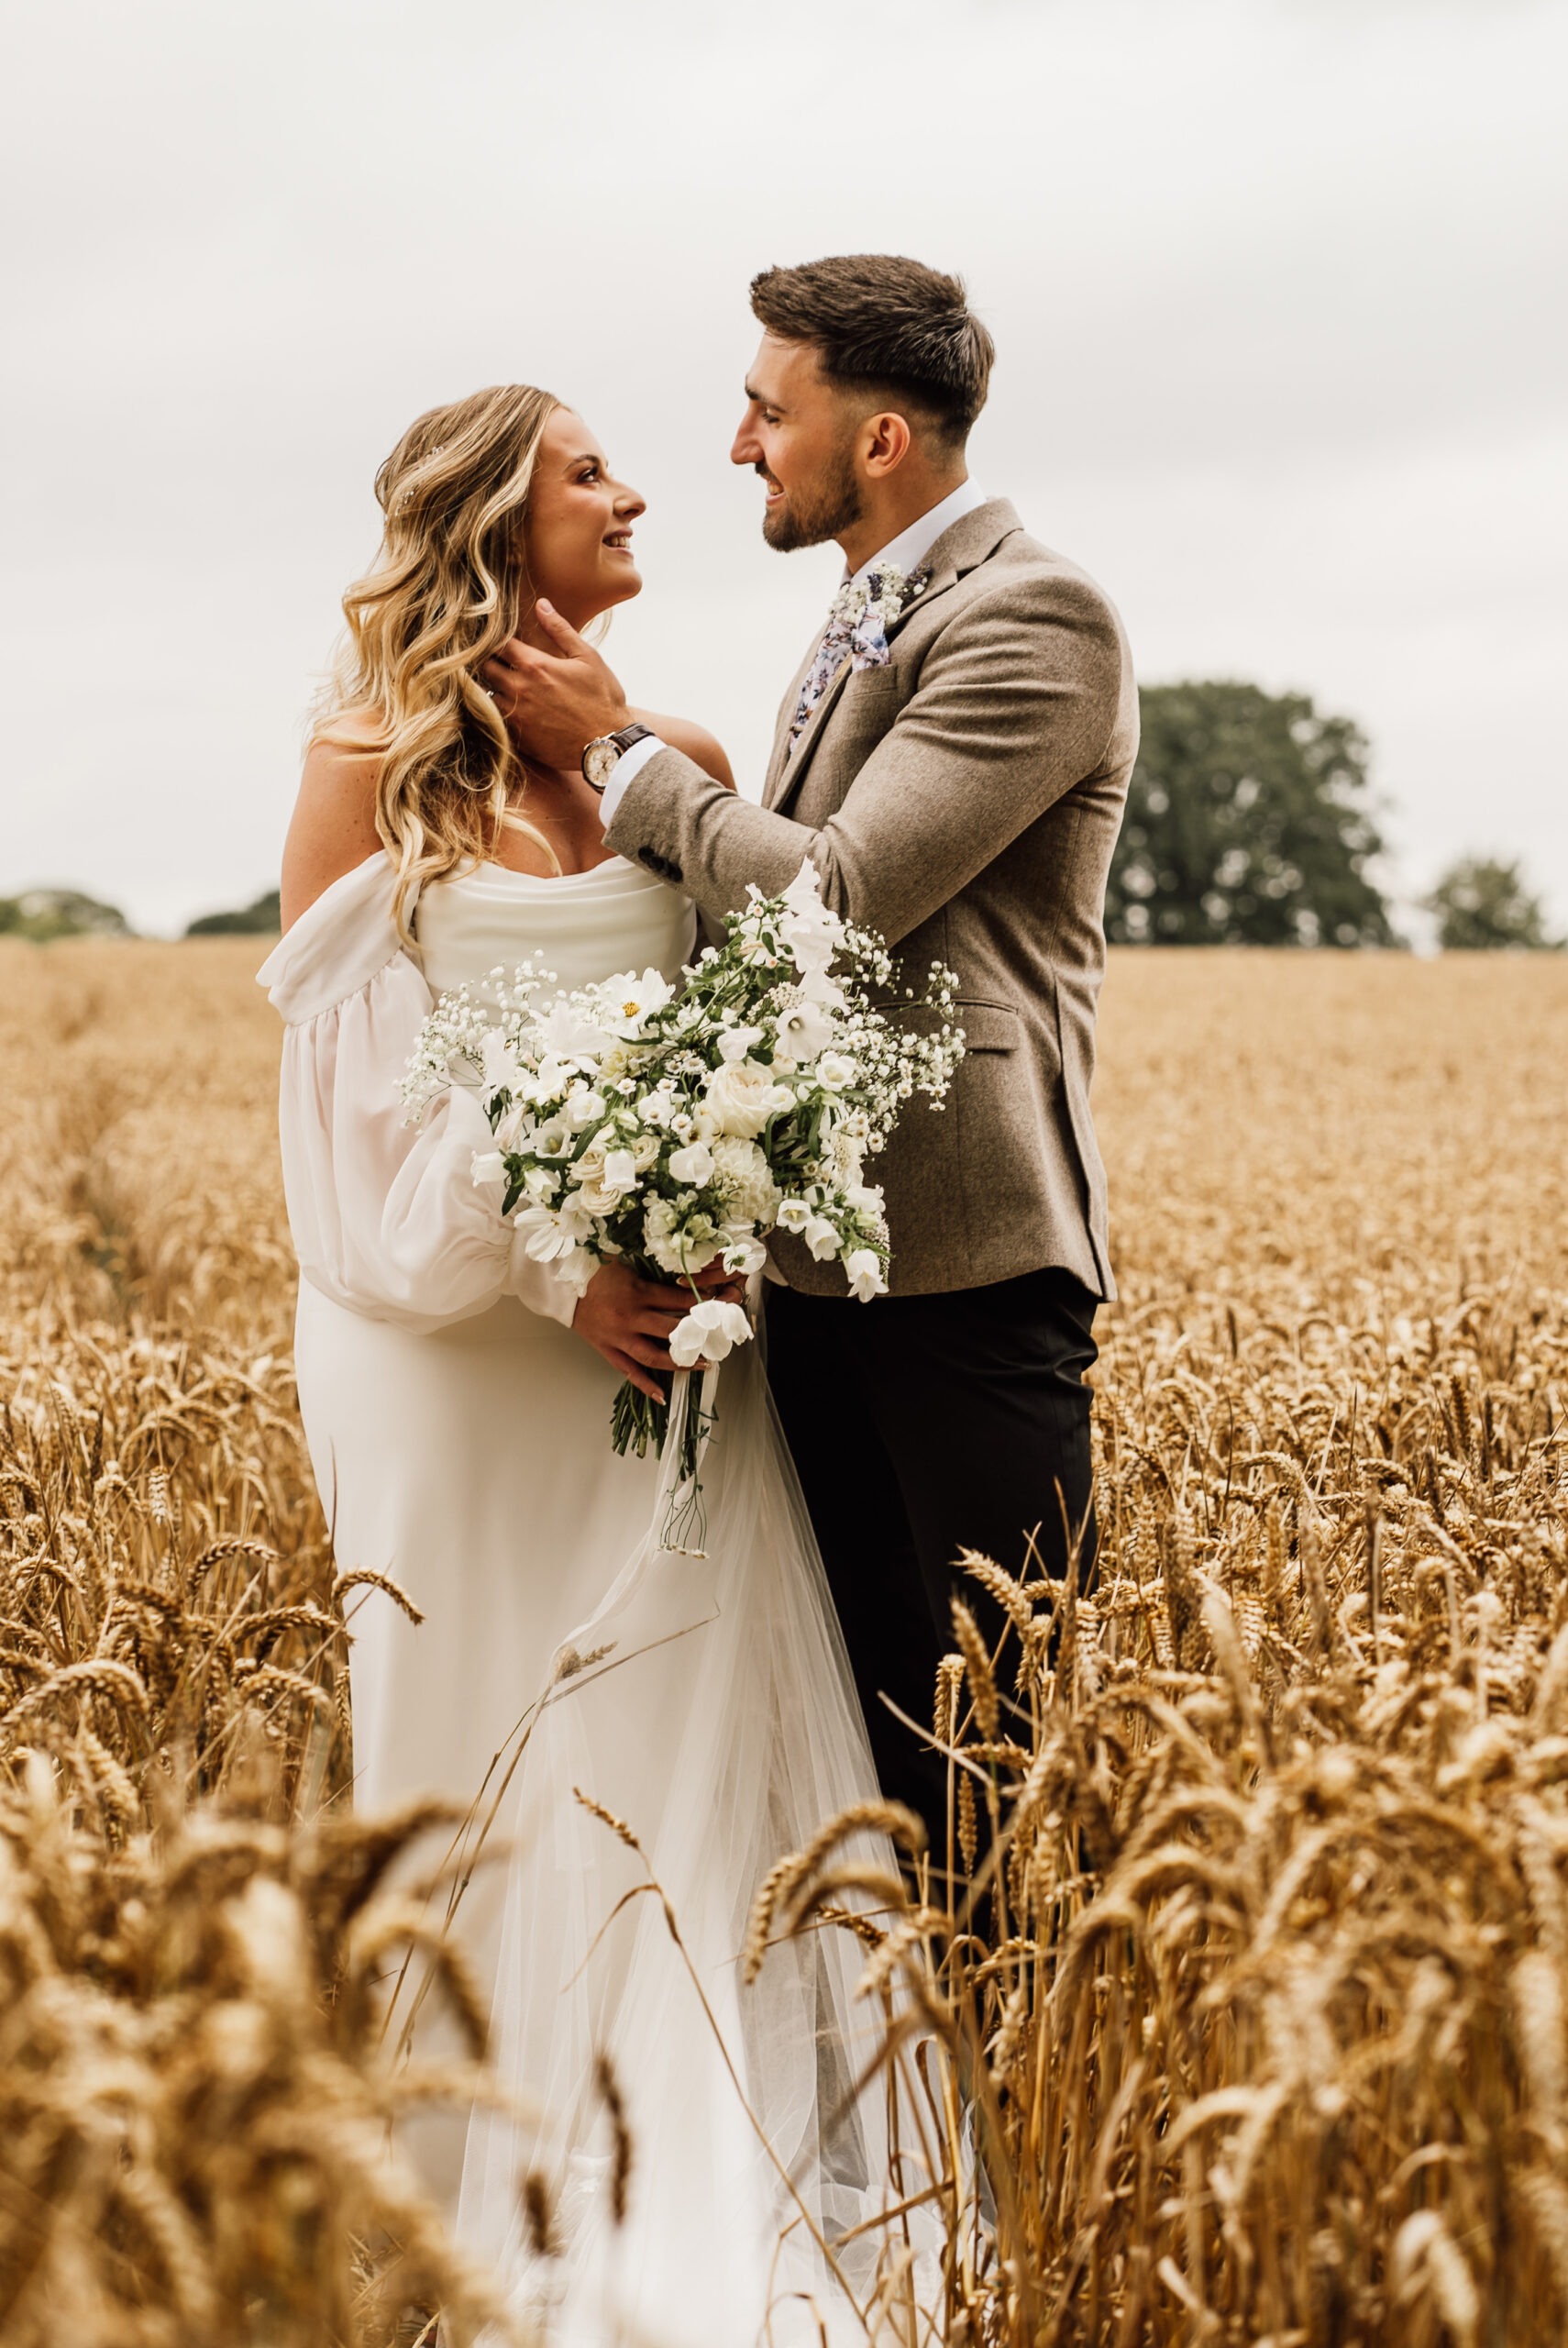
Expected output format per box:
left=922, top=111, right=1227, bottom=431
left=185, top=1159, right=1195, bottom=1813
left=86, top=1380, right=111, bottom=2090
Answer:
left=953, top=998, right=1020, bottom=1053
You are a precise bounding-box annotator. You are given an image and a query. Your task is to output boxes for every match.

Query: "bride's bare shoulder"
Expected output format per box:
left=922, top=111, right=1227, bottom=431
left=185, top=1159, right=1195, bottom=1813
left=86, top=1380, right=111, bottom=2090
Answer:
left=629, top=709, right=736, bottom=791
left=282, top=709, right=386, bottom=930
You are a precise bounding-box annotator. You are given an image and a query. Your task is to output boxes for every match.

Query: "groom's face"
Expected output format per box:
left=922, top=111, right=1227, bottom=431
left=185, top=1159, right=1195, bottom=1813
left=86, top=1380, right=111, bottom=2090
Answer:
left=733, top=333, right=863, bottom=553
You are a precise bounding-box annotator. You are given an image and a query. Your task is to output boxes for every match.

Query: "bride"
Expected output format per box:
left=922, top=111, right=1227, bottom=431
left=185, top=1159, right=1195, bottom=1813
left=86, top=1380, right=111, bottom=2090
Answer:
left=259, top=386, right=922, bottom=2343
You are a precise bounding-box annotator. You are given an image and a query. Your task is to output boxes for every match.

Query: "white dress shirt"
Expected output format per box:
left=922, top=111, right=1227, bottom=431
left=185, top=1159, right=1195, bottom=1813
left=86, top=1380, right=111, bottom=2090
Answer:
left=599, top=477, right=988, bottom=824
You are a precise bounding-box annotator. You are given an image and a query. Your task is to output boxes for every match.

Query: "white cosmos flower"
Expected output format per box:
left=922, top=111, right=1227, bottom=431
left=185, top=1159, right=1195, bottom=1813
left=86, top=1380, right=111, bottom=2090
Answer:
left=602, top=967, right=675, bottom=1038
left=776, top=999, right=834, bottom=1061
left=815, top=1050, right=856, bottom=1091
left=776, top=1198, right=813, bottom=1233
left=845, top=1248, right=888, bottom=1301
left=668, top=1298, right=754, bottom=1370
left=717, top=1024, right=765, bottom=1063
left=802, top=1214, right=840, bottom=1262
left=668, top=1140, right=715, bottom=1185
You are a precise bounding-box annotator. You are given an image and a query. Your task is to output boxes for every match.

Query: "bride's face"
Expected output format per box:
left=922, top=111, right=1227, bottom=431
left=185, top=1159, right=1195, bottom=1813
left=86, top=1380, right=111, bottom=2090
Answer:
left=522, top=410, right=646, bottom=628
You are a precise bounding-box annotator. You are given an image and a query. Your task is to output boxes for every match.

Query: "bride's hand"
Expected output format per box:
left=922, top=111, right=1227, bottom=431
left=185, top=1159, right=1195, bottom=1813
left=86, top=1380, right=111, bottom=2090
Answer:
left=482, top=603, right=631, bottom=770
left=571, top=1259, right=747, bottom=1399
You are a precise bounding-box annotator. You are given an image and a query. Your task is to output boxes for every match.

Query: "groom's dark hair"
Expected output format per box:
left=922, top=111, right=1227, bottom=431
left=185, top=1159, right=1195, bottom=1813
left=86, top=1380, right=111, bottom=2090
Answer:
left=749, top=254, right=994, bottom=448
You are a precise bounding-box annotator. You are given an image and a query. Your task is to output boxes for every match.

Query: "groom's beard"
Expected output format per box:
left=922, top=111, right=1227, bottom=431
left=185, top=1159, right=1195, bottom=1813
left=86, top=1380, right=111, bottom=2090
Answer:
left=760, top=446, right=863, bottom=552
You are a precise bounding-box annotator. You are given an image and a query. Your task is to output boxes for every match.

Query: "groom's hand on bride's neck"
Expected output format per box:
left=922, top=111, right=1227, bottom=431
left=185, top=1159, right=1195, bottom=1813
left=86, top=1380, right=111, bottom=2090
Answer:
left=481, top=602, right=632, bottom=769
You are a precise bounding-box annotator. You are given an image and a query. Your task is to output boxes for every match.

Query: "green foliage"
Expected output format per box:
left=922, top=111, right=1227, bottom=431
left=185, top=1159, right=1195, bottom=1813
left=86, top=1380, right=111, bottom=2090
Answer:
left=184, top=888, right=282, bottom=936
left=1422, top=856, right=1562, bottom=952
left=0, top=890, right=131, bottom=942
left=1107, top=681, right=1397, bottom=947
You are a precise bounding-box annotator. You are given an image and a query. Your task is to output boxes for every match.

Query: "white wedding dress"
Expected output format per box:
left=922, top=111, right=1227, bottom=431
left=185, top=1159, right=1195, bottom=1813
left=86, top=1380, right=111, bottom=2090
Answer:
left=259, top=853, right=925, bottom=2347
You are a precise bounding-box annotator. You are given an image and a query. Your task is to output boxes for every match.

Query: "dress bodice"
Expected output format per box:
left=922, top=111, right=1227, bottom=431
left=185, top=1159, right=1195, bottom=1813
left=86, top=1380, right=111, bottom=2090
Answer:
left=414, top=856, right=696, bottom=1000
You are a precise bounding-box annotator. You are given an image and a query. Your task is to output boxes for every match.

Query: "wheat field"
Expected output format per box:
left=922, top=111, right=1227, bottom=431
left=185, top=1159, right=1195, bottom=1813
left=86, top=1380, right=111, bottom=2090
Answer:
left=2, top=935, right=1565, bottom=2344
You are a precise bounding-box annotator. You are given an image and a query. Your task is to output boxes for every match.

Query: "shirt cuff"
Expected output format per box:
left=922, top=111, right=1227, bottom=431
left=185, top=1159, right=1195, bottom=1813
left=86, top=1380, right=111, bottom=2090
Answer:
left=599, top=733, right=666, bottom=825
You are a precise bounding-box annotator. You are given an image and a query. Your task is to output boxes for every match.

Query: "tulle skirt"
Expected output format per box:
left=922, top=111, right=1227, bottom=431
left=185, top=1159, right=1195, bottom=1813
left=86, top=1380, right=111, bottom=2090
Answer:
left=295, top=1277, right=933, bottom=2345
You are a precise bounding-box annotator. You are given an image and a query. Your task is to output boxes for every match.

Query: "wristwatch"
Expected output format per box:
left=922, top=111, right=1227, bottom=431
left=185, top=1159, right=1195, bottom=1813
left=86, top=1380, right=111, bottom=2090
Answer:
left=581, top=722, right=655, bottom=792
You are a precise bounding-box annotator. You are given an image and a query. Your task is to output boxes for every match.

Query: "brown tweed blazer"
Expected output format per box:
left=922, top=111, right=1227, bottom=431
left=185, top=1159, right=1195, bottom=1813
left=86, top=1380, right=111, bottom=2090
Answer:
left=604, top=497, right=1136, bottom=1300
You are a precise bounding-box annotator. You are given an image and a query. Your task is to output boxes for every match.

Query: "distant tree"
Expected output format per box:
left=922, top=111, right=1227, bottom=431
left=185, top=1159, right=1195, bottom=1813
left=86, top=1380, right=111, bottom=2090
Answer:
left=0, top=888, right=132, bottom=941
left=1106, top=681, right=1397, bottom=947
left=184, top=888, right=282, bottom=936
left=1422, top=856, right=1562, bottom=952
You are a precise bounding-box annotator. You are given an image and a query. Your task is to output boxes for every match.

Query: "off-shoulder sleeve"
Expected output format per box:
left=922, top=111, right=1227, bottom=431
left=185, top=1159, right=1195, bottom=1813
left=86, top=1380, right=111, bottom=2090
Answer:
left=256, top=857, right=580, bottom=1334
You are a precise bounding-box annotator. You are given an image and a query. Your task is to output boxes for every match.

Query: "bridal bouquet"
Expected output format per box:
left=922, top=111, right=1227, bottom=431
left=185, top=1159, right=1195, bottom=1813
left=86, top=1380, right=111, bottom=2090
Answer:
left=401, top=860, right=964, bottom=1498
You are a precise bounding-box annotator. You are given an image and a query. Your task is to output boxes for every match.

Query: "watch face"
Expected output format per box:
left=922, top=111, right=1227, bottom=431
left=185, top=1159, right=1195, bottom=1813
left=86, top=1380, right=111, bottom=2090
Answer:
left=582, top=737, right=619, bottom=789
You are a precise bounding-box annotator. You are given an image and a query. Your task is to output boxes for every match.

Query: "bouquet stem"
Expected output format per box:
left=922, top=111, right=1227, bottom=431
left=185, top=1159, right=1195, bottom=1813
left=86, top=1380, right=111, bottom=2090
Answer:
left=609, top=1371, right=715, bottom=1555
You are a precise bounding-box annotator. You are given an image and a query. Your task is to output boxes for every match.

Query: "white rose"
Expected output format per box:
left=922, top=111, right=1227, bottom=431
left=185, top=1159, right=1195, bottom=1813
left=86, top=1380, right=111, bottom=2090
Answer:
left=703, top=1059, right=794, bottom=1139
left=668, top=1141, right=715, bottom=1185
left=564, top=1088, right=608, bottom=1131
left=815, top=1051, right=857, bottom=1091
left=573, top=1143, right=636, bottom=1215
left=845, top=1248, right=888, bottom=1302
left=668, top=1299, right=754, bottom=1370
left=802, top=1214, right=840, bottom=1262
left=776, top=1000, right=834, bottom=1061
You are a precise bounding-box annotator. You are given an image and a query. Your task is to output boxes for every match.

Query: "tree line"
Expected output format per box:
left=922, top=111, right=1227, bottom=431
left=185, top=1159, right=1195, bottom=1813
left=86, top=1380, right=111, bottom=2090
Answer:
left=1108, top=681, right=1561, bottom=951
left=2, top=689, right=1559, bottom=947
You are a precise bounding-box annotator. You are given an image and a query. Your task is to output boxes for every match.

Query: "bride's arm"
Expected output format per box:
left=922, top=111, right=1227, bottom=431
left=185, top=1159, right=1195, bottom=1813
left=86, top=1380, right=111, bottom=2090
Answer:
left=267, top=743, right=735, bottom=1381
left=281, top=722, right=384, bottom=930
left=625, top=710, right=736, bottom=792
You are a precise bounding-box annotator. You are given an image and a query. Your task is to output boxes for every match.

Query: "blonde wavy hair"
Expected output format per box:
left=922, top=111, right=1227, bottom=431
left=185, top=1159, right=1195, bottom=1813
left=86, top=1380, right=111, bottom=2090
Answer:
left=313, top=383, right=564, bottom=939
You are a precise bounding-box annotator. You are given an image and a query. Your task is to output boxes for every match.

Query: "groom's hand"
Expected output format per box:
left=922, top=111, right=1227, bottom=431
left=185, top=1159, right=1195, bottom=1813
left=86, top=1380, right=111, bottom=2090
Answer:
left=481, top=602, right=632, bottom=769
left=571, top=1258, right=746, bottom=1399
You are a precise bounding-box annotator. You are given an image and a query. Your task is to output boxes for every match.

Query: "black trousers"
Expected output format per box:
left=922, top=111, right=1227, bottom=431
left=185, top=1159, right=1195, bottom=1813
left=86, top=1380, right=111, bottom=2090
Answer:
left=765, top=1267, right=1099, bottom=1852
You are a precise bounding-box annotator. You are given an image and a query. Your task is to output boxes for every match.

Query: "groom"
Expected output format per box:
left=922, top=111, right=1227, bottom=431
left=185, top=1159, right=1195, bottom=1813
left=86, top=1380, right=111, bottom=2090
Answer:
left=489, top=253, right=1137, bottom=1849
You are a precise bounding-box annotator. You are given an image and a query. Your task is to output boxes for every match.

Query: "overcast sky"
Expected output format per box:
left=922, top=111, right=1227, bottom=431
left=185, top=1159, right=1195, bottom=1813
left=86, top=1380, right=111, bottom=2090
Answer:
left=4, top=0, right=1564, bottom=938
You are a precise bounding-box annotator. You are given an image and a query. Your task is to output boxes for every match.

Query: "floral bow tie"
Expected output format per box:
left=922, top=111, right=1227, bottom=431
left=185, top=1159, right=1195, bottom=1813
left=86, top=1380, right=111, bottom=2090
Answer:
left=785, top=559, right=931, bottom=759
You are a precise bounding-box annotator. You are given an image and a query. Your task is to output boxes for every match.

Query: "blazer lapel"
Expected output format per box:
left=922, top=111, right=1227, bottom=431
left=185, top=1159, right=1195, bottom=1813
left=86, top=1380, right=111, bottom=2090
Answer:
left=764, top=500, right=1024, bottom=814
left=761, top=638, right=820, bottom=808
left=767, top=648, right=857, bottom=810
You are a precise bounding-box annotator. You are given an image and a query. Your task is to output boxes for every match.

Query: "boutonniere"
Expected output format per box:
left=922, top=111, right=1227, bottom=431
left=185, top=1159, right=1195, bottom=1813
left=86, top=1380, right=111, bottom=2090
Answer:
left=828, top=559, right=931, bottom=672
